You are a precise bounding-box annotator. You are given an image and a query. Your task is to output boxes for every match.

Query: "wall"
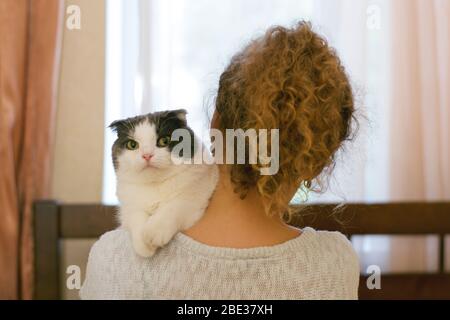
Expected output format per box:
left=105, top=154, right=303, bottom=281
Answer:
left=50, top=0, right=105, bottom=300
left=51, top=0, right=105, bottom=203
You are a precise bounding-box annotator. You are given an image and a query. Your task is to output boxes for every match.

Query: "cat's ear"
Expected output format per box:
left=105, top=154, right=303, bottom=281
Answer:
left=169, top=109, right=188, bottom=124
left=109, top=119, right=126, bottom=134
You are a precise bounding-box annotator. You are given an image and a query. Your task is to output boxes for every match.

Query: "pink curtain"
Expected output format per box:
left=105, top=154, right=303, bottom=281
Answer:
left=390, top=0, right=450, bottom=201
left=389, top=0, right=450, bottom=270
left=0, top=0, right=63, bottom=299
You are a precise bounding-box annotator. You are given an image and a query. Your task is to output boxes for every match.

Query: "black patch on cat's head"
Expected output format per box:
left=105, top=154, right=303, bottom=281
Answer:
left=109, top=114, right=148, bottom=170
left=109, top=109, right=196, bottom=170
left=150, top=109, right=196, bottom=157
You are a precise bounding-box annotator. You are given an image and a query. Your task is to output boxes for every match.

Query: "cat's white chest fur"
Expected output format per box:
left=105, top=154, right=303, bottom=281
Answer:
left=117, top=163, right=218, bottom=257
left=117, top=181, right=168, bottom=214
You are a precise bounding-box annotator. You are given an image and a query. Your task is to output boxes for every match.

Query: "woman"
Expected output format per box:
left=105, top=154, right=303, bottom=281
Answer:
left=81, top=22, right=360, bottom=300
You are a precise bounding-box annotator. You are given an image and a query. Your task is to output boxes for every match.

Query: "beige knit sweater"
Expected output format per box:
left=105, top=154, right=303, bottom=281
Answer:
left=80, top=227, right=360, bottom=300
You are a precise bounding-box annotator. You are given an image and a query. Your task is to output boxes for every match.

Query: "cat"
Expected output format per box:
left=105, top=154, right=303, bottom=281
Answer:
left=109, top=109, right=218, bottom=257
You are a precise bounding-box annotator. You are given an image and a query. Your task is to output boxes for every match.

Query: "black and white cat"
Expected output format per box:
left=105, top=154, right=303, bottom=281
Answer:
left=109, top=109, right=218, bottom=257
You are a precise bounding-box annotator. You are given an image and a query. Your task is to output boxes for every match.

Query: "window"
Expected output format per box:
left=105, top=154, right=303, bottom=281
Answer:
left=103, top=0, right=391, bottom=205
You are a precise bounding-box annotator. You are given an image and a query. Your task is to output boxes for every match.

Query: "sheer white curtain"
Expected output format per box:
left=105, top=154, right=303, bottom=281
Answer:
left=104, top=0, right=450, bottom=272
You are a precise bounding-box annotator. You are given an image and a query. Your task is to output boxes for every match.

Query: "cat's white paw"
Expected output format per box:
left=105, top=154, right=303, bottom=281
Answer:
left=142, top=215, right=177, bottom=249
left=132, top=230, right=157, bottom=258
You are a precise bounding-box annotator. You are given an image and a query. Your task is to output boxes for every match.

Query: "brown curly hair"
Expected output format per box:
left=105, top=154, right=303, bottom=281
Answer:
left=213, top=21, right=355, bottom=220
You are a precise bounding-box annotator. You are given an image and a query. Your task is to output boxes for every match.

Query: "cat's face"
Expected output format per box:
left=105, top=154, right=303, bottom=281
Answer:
left=109, top=109, right=195, bottom=176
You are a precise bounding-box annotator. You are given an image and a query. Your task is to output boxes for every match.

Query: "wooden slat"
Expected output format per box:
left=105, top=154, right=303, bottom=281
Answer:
left=59, top=204, right=118, bottom=238
left=291, top=202, right=450, bottom=235
left=33, top=201, right=60, bottom=300
left=56, top=202, right=450, bottom=238
left=439, top=235, right=446, bottom=274
left=359, top=274, right=450, bottom=300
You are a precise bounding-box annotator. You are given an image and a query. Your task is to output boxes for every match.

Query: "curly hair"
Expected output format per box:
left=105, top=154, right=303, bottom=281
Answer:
left=214, top=21, right=355, bottom=220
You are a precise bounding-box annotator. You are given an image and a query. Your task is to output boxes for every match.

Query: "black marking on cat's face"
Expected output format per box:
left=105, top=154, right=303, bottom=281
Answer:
left=109, top=109, right=196, bottom=170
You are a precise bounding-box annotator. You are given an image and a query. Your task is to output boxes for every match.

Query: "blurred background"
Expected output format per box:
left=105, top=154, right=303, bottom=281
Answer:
left=0, top=0, right=449, bottom=299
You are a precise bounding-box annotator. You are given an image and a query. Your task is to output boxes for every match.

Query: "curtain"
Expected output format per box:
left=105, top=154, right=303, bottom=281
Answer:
left=390, top=0, right=450, bottom=201
left=388, top=0, right=450, bottom=271
left=0, top=0, right=63, bottom=299
left=314, top=0, right=450, bottom=273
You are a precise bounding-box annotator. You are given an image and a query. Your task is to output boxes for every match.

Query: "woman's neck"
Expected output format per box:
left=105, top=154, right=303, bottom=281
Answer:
left=183, top=168, right=301, bottom=248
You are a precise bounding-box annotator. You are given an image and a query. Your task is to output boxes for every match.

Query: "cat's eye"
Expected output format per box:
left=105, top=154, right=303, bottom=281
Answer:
left=157, top=136, right=171, bottom=148
left=125, top=140, right=139, bottom=150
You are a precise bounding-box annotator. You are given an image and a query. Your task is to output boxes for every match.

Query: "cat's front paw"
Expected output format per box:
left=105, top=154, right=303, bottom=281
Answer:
left=142, top=215, right=177, bottom=249
left=132, top=230, right=157, bottom=258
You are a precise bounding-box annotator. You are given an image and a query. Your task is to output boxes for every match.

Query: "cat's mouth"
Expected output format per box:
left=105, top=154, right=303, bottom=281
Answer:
left=141, top=162, right=157, bottom=171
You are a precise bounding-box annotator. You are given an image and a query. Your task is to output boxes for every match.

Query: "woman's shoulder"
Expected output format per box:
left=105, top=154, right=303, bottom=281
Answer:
left=304, top=227, right=355, bottom=248
left=299, top=227, right=360, bottom=280
left=299, top=228, right=360, bottom=298
left=85, top=229, right=125, bottom=262
left=87, top=228, right=139, bottom=267
left=303, top=227, right=359, bottom=262
left=92, top=228, right=131, bottom=251
left=80, top=229, right=144, bottom=299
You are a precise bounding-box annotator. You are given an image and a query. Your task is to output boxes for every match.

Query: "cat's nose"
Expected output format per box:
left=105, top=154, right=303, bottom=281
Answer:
left=142, top=154, right=153, bottom=161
